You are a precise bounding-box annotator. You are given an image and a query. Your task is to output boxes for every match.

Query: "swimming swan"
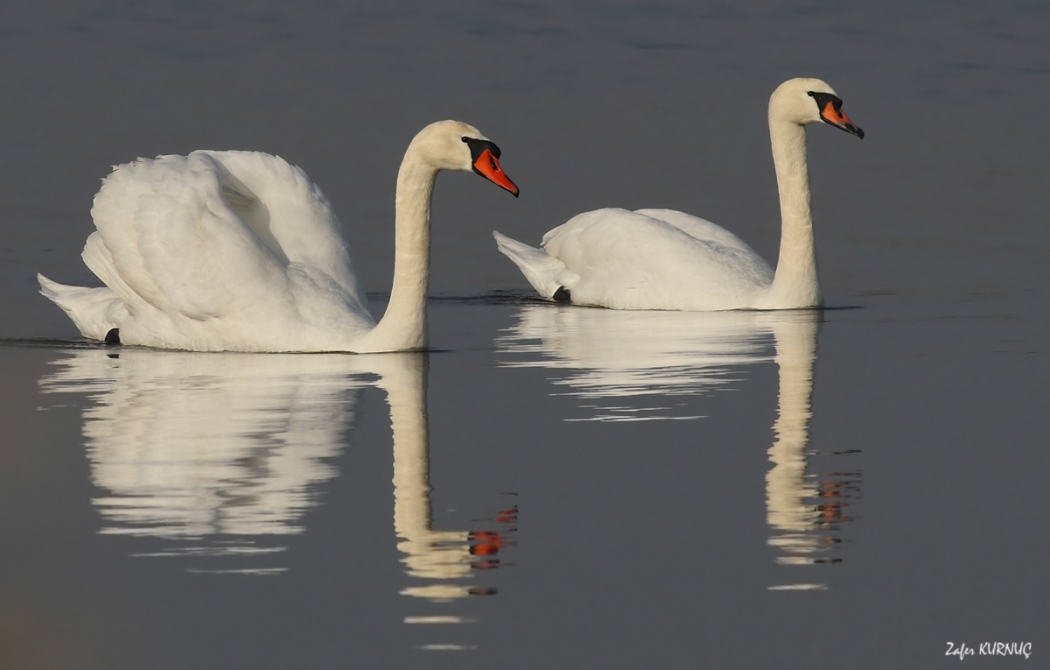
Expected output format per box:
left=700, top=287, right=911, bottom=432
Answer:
left=493, top=78, right=861, bottom=311
left=39, top=120, right=519, bottom=352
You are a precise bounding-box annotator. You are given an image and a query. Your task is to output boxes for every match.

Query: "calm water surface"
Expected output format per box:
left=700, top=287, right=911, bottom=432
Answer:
left=1, top=1, right=1048, bottom=668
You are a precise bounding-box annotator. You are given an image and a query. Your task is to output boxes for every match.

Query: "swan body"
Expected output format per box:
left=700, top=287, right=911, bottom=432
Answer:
left=494, top=78, right=862, bottom=311
left=39, top=120, right=518, bottom=352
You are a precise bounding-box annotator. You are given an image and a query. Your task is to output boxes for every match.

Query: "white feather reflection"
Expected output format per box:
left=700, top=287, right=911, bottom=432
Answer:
left=497, top=307, right=774, bottom=421
left=38, top=348, right=514, bottom=597
left=496, top=306, right=859, bottom=586
left=39, top=349, right=371, bottom=572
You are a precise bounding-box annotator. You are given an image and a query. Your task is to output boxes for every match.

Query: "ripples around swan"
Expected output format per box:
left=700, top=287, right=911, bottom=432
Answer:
left=497, top=306, right=860, bottom=587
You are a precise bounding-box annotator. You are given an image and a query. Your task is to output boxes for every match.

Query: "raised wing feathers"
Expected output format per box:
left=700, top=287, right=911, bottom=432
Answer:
left=200, top=150, right=368, bottom=314
left=91, top=153, right=287, bottom=322
left=83, top=151, right=375, bottom=350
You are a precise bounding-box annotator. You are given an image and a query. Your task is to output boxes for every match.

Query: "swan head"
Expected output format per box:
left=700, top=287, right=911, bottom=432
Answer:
left=769, top=78, right=864, bottom=139
left=408, top=120, right=519, bottom=196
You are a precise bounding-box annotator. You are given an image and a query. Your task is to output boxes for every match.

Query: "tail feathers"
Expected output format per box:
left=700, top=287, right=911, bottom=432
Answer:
left=81, top=231, right=142, bottom=307
left=38, top=274, right=127, bottom=341
left=493, top=231, right=576, bottom=300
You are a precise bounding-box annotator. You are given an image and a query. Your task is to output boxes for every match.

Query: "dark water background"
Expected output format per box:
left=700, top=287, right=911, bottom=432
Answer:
left=1, top=1, right=1048, bottom=668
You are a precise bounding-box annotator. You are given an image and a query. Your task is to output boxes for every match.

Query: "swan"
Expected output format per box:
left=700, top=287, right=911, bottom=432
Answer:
left=493, top=78, right=862, bottom=311
left=38, top=120, right=519, bottom=352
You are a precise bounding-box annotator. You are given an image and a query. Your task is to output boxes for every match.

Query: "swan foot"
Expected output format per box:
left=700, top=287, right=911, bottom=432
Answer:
left=104, top=328, right=121, bottom=346
left=552, top=287, right=572, bottom=303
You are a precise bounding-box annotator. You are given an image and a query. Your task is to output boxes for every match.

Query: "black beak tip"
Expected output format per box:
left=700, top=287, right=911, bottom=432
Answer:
left=837, top=122, right=864, bottom=139
left=826, top=116, right=865, bottom=140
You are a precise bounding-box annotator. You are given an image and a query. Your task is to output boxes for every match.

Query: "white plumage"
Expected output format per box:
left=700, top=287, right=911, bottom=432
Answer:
left=494, top=78, right=863, bottom=311
left=40, top=120, right=518, bottom=352
left=496, top=207, right=773, bottom=311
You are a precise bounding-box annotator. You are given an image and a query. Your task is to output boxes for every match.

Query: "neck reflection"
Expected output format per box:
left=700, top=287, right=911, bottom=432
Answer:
left=765, top=315, right=859, bottom=590
left=375, top=353, right=515, bottom=604
left=497, top=306, right=860, bottom=588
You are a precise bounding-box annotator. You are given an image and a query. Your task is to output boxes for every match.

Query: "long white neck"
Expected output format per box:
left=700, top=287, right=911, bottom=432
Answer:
left=759, top=119, right=821, bottom=309
left=356, top=152, right=438, bottom=352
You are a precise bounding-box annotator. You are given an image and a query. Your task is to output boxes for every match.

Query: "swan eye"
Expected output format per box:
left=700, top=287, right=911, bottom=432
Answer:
left=462, top=137, right=502, bottom=161
left=461, top=136, right=469, bottom=143
left=807, top=91, right=842, bottom=113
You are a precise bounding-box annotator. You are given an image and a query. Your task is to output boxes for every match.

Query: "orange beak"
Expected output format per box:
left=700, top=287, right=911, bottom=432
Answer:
left=820, top=101, right=864, bottom=138
left=473, top=148, right=519, bottom=197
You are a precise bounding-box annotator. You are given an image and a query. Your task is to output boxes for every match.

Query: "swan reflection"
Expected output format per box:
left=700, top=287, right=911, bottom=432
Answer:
left=39, top=349, right=514, bottom=597
left=377, top=354, right=516, bottom=603
left=497, top=306, right=859, bottom=586
left=763, top=315, right=860, bottom=590
left=40, top=350, right=365, bottom=574
left=497, top=307, right=773, bottom=421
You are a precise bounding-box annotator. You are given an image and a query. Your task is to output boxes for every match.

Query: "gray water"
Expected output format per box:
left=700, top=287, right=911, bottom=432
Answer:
left=1, top=1, right=1047, bottom=668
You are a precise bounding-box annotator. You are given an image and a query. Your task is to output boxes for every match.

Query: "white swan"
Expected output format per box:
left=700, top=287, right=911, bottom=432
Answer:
left=38, top=120, right=518, bottom=352
left=493, top=78, right=862, bottom=311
